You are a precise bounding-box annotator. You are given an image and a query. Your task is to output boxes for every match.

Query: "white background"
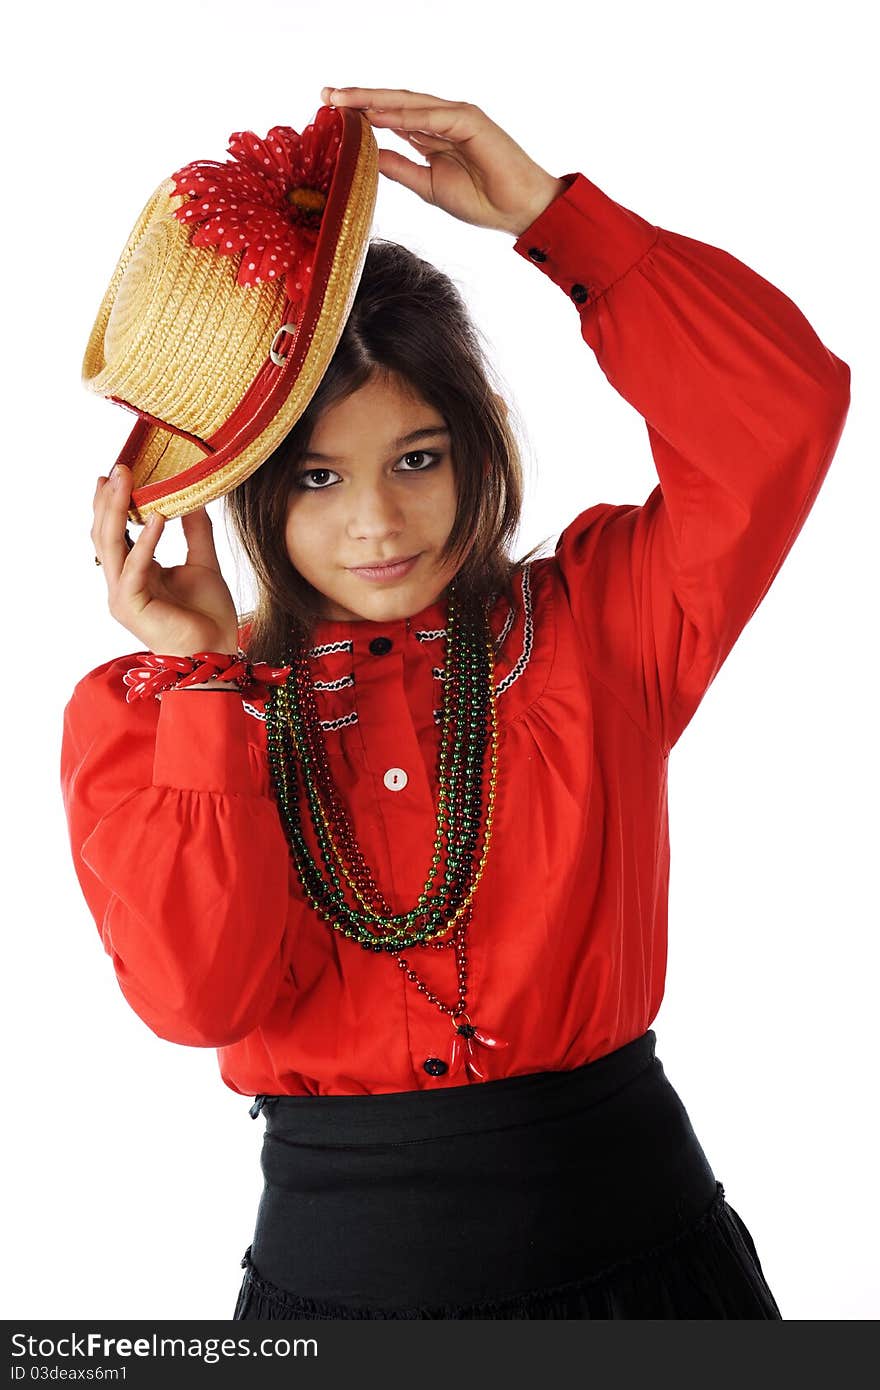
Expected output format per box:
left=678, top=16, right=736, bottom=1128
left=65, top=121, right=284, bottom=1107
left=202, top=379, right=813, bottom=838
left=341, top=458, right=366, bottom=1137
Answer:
left=4, top=0, right=876, bottom=1321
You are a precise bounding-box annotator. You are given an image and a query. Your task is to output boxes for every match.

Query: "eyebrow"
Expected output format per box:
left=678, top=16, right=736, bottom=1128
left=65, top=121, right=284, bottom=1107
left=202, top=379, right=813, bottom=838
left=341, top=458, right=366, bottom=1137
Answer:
left=301, top=425, right=451, bottom=463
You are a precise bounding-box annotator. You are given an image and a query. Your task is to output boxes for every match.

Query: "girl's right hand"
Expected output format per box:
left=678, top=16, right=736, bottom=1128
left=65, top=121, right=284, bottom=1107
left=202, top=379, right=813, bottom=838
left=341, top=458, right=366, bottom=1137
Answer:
left=92, top=464, right=242, bottom=657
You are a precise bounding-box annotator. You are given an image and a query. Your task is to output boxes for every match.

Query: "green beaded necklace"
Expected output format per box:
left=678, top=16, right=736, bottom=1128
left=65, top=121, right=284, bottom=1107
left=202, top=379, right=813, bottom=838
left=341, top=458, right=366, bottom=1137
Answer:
left=263, top=583, right=507, bottom=1079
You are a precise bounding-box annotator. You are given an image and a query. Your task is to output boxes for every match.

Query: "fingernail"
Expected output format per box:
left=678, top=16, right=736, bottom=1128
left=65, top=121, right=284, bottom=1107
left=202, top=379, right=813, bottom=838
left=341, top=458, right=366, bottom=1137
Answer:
left=112, top=468, right=124, bottom=488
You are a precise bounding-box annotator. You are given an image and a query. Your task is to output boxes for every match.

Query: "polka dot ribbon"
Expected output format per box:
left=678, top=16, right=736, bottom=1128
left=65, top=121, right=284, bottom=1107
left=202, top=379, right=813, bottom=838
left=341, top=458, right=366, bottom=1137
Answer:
left=122, top=652, right=293, bottom=703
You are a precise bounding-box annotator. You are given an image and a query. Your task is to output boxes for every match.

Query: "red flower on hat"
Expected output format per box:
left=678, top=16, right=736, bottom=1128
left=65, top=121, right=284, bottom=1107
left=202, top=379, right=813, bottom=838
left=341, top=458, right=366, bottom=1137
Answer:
left=169, top=107, right=343, bottom=319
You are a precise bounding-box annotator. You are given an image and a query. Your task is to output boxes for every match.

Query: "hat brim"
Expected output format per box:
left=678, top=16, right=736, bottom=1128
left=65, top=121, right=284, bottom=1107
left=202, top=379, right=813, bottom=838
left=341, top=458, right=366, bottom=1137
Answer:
left=94, top=110, right=378, bottom=524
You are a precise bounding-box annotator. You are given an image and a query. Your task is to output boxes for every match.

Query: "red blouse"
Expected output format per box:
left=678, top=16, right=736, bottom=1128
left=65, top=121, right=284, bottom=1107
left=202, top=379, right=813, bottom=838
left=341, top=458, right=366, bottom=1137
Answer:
left=60, top=170, right=850, bottom=1098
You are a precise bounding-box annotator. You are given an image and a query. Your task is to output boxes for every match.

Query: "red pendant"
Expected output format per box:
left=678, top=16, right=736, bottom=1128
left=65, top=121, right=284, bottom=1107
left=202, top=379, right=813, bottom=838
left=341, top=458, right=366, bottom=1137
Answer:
left=448, top=1014, right=508, bottom=1080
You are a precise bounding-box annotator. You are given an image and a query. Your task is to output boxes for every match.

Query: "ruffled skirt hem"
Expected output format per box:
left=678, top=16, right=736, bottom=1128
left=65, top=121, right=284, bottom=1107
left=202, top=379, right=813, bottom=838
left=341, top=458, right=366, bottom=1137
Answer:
left=233, top=1181, right=782, bottom=1320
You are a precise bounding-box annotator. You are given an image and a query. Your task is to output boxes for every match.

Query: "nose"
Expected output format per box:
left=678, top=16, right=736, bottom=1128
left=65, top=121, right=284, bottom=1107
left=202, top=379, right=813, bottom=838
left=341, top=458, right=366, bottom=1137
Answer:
left=346, top=482, right=406, bottom=543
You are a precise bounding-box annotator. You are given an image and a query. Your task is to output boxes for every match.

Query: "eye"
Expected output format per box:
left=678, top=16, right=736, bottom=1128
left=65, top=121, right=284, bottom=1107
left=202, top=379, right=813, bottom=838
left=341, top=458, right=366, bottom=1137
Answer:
left=294, top=450, right=443, bottom=490
left=396, top=449, right=443, bottom=472
left=295, top=467, right=340, bottom=491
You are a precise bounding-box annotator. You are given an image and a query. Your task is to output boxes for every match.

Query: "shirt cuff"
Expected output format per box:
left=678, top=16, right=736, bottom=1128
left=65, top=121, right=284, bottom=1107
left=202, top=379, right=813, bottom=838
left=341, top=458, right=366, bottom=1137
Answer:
left=153, top=688, right=257, bottom=794
left=513, top=171, right=661, bottom=306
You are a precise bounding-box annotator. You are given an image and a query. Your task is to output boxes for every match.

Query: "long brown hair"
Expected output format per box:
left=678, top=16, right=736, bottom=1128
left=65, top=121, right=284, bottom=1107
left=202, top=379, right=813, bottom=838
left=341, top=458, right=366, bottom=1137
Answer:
left=224, top=236, right=548, bottom=663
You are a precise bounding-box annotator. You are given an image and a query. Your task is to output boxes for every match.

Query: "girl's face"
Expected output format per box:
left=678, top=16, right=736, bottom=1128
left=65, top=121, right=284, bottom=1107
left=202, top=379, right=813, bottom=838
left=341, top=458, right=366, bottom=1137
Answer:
left=284, top=373, right=462, bottom=623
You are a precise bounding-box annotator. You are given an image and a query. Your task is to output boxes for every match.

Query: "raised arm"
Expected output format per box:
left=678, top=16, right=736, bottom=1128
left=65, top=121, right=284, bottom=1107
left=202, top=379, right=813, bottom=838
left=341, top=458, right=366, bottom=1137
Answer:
left=513, top=172, right=851, bottom=752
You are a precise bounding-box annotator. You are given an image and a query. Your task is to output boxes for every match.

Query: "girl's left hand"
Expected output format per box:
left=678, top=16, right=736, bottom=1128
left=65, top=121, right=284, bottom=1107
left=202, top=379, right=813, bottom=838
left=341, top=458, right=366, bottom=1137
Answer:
left=320, top=86, right=568, bottom=237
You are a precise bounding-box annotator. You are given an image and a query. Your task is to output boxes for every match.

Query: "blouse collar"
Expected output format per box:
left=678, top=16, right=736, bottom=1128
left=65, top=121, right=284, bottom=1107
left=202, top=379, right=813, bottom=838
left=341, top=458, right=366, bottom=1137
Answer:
left=307, top=590, right=451, bottom=651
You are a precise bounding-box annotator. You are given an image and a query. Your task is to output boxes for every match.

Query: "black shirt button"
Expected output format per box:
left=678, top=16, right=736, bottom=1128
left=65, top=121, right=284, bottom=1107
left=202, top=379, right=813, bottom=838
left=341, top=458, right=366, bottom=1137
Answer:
left=571, top=283, right=589, bottom=303
left=369, top=637, right=393, bottom=655
left=423, top=1057, right=448, bottom=1076
left=528, top=246, right=548, bottom=262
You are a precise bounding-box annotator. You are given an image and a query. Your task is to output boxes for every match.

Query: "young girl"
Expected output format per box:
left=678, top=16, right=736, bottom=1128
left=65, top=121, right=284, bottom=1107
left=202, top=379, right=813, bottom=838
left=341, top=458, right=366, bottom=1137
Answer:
left=61, top=87, right=850, bottom=1319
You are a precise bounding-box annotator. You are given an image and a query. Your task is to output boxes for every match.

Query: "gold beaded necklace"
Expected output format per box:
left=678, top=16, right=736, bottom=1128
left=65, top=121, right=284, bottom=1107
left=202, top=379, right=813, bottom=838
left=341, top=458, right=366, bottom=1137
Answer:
left=263, top=584, right=507, bottom=1079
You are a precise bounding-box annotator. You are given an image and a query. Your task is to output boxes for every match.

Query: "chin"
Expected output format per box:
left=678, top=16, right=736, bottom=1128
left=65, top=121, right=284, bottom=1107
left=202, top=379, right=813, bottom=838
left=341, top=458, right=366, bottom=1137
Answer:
left=315, top=587, right=407, bottom=625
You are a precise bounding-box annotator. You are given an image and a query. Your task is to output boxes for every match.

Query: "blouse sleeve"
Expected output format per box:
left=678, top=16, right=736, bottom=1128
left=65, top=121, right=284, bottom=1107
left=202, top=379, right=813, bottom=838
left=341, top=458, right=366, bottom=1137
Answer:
left=59, top=655, right=293, bottom=1047
left=513, top=172, right=852, bottom=754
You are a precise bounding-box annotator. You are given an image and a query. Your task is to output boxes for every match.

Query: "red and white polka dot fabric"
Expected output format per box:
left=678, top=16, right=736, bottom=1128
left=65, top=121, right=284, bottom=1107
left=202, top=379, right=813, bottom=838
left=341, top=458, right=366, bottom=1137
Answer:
left=169, top=107, right=344, bottom=317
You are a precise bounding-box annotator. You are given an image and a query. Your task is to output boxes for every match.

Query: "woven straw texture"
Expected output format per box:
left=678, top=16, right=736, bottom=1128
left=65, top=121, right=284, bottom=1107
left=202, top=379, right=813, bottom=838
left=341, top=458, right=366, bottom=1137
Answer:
left=82, top=115, right=378, bottom=523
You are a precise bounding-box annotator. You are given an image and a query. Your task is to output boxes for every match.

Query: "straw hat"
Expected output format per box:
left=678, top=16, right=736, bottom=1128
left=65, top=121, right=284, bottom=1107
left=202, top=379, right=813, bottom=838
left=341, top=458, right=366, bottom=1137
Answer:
left=83, top=107, right=379, bottom=525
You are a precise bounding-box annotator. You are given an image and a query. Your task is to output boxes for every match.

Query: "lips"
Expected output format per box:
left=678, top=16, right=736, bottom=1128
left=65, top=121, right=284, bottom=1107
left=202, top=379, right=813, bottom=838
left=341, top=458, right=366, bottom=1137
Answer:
left=347, top=554, right=421, bottom=582
left=351, top=555, right=417, bottom=570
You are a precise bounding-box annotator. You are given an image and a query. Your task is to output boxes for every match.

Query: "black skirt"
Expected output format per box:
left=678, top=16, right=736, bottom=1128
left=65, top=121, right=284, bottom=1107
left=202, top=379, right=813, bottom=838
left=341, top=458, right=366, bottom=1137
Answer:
left=233, top=1030, right=781, bottom=1319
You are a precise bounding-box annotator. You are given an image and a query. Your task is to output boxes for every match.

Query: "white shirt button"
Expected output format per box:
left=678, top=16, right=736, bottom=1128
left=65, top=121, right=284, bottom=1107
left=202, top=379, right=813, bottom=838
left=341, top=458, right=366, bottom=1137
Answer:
left=383, top=767, right=408, bottom=792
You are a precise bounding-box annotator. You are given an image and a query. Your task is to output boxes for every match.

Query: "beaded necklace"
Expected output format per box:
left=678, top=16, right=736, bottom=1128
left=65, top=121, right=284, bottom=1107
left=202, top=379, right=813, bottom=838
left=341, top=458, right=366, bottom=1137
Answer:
left=263, top=584, right=507, bottom=1079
